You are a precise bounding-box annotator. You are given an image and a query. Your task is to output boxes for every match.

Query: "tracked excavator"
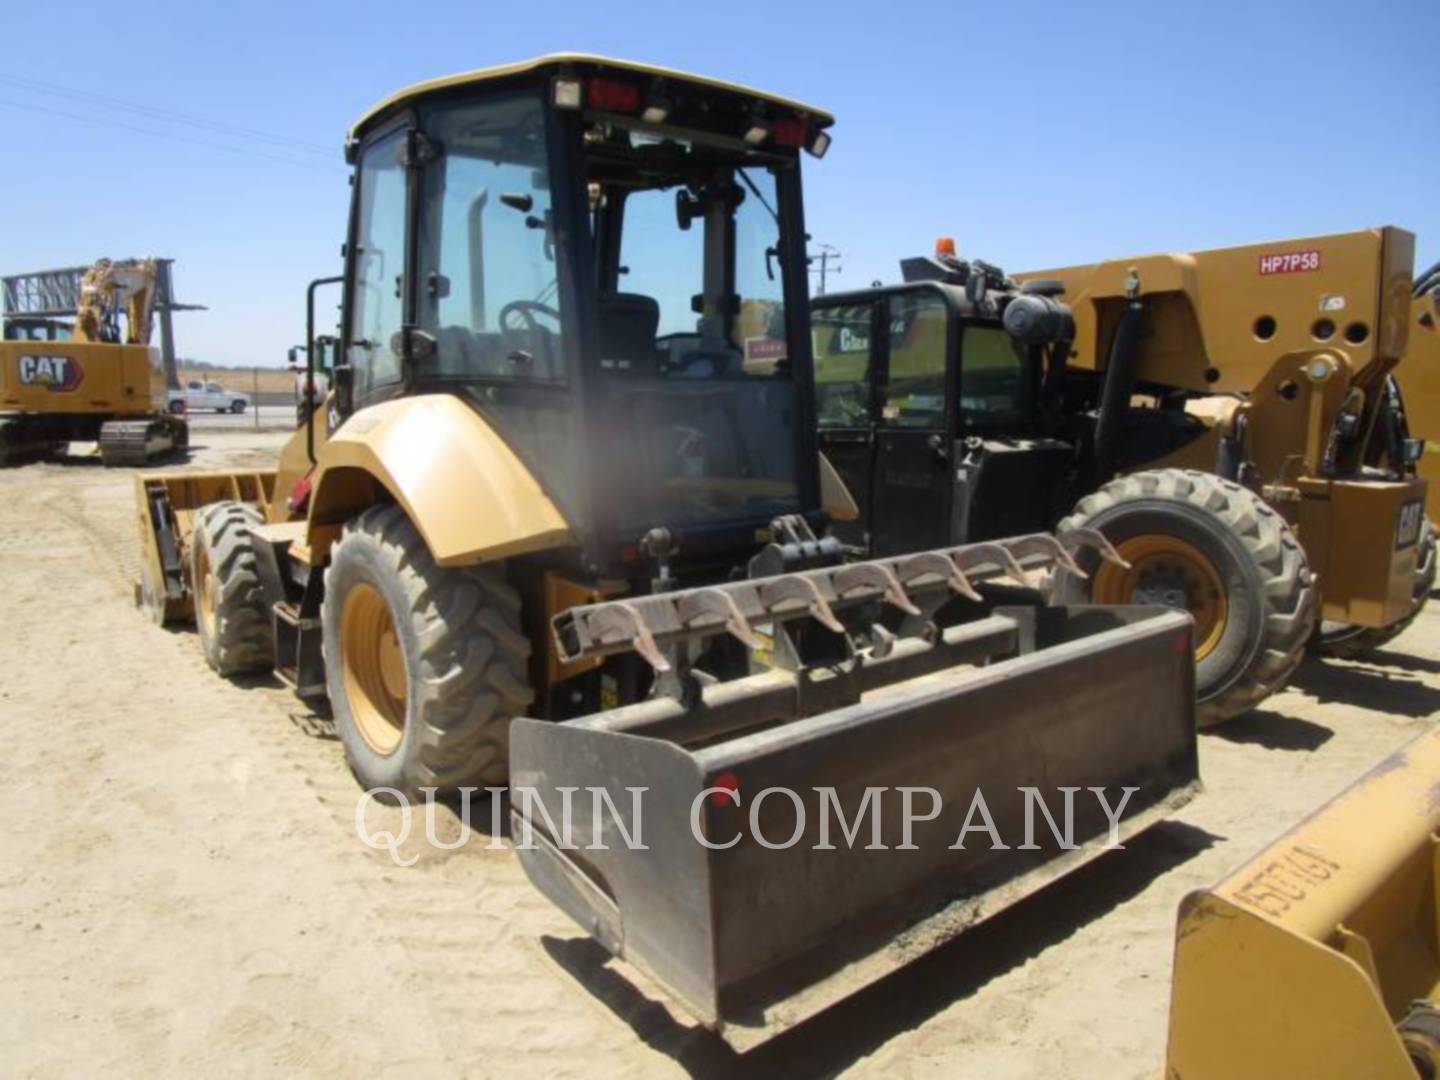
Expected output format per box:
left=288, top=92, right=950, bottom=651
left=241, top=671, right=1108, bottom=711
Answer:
left=133, top=55, right=1199, bottom=1046
left=0, top=258, right=190, bottom=465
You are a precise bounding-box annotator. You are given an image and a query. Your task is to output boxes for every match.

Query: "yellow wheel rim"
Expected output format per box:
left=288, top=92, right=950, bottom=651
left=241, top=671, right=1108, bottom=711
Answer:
left=195, top=540, right=218, bottom=641
left=1092, top=534, right=1229, bottom=661
left=340, top=582, right=408, bottom=755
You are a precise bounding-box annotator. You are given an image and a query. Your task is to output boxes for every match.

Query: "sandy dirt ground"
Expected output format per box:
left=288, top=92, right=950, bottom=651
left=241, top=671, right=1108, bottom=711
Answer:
left=1, top=430, right=1436, bottom=1078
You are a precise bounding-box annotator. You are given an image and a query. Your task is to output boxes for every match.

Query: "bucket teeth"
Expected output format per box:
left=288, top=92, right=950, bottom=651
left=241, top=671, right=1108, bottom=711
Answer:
left=1059, top=526, right=1130, bottom=571
left=895, top=551, right=983, bottom=601
left=676, top=588, right=760, bottom=650
left=759, top=575, right=846, bottom=634
left=551, top=530, right=1133, bottom=669
left=834, top=562, right=921, bottom=616
left=953, top=541, right=1031, bottom=584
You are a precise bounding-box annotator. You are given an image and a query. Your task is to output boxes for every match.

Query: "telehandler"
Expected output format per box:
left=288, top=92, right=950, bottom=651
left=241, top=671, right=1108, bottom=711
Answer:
left=813, top=228, right=1428, bottom=722
left=0, top=258, right=191, bottom=465
left=135, top=55, right=1198, bottom=1045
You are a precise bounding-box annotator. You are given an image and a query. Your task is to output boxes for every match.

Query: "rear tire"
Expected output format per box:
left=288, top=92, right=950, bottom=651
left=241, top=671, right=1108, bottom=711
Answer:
left=192, top=501, right=275, bottom=675
left=322, top=504, right=533, bottom=799
left=1317, top=519, right=1436, bottom=658
left=1056, top=469, right=1316, bottom=726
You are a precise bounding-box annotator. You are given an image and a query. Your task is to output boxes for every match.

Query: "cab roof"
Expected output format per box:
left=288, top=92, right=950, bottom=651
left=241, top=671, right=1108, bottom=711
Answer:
left=349, top=52, right=835, bottom=141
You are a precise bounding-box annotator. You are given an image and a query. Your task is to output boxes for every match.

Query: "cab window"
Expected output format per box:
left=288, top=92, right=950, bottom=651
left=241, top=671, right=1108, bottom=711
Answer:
left=348, top=127, right=407, bottom=399
left=419, top=93, right=563, bottom=383
left=879, top=293, right=948, bottom=428
left=959, top=325, right=1029, bottom=428
left=812, top=303, right=873, bottom=428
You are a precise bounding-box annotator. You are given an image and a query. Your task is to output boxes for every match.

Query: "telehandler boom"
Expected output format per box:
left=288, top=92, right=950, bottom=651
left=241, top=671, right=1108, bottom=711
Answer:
left=135, top=55, right=1198, bottom=1044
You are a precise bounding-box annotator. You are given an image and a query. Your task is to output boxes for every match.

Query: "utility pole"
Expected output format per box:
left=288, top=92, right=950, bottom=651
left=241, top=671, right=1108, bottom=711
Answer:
left=808, top=243, right=842, bottom=295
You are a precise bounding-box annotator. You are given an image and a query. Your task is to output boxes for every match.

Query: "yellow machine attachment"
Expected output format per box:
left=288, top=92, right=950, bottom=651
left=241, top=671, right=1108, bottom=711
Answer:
left=1165, top=725, right=1440, bottom=1079
left=1021, top=227, right=1428, bottom=633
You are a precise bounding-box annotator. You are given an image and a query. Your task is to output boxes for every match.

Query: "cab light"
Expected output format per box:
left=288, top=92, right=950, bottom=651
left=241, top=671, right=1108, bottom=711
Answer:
left=935, top=236, right=957, bottom=258
left=743, top=121, right=770, bottom=146
left=806, top=130, right=831, bottom=159
left=772, top=117, right=807, bottom=148
left=552, top=77, right=583, bottom=110
left=587, top=78, right=640, bottom=113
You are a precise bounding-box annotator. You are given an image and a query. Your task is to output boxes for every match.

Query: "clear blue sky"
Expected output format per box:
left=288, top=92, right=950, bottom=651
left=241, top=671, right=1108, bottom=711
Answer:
left=2, top=0, right=1433, bottom=366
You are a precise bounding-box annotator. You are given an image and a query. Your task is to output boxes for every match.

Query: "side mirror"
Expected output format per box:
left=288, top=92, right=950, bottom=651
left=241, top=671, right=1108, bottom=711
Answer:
left=676, top=189, right=701, bottom=231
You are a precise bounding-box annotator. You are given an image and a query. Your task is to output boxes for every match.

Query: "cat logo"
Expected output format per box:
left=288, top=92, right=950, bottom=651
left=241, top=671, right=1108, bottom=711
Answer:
left=17, top=354, right=84, bottom=393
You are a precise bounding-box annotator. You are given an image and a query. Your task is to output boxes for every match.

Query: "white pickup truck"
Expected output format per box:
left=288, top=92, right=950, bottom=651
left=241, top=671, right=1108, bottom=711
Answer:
left=167, top=379, right=250, bottom=414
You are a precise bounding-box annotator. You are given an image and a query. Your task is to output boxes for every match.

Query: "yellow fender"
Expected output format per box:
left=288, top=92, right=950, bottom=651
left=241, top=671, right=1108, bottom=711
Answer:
left=306, top=394, right=571, bottom=566
left=1165, top=725, right=1440, bottom=1078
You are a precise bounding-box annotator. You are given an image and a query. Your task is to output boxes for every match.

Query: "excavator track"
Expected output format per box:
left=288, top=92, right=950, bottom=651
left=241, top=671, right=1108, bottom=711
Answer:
left=98, top=417, right=184, bottom=468
left=0, top=417, right=66, bottom=466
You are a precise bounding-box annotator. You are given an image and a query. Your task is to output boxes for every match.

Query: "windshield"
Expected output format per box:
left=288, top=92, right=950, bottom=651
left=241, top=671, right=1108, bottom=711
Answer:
left=586, top=123, right=803, bottom=535
left=959, top=324, right=1030, bottom=429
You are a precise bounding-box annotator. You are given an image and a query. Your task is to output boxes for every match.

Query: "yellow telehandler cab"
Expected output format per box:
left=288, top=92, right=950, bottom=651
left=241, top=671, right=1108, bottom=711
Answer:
left=135, top=55, right=1198, bottom=1044
left=1, top=258, right=193, bottom=465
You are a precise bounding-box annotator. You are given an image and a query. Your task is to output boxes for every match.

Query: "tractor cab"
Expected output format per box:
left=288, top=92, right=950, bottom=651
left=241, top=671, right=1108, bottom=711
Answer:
left=335, top=55, right=833, bottom=578
left=811, top=246, right=1076, bottom=554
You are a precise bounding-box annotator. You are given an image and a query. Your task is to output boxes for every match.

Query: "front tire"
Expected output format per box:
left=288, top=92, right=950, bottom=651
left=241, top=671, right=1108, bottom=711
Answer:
left=322, top=504, right=533, bottom=799
left=1056, top=469, right=1316, bottom=726
left=230, top=400, right=247, bottom=414
left=1318, top=519, right=1436, bottom=658
left=192, top=501, right=275, bottom=675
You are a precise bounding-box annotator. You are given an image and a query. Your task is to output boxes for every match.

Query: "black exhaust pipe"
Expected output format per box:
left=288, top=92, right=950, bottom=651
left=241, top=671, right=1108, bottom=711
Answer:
left=1092, top=298, right=1144, bottom=479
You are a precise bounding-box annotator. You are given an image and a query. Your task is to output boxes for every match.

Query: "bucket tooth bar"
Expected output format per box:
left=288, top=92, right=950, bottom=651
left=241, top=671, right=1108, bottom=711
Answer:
left=554, top=529, right=1117, bottom=669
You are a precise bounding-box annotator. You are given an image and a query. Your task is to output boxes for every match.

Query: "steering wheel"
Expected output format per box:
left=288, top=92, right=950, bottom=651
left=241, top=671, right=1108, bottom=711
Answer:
left=498, top=299, right=561, bottom=336
left=669, top=348, right=734, bottom=377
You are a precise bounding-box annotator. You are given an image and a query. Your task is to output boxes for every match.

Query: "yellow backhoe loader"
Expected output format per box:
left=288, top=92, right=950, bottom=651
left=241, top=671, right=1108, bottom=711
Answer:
left=813, top=228, right=1427, bottom=721
left=134, top=55, right=1199, bottom=1046
left=1163, top=724, right=1440, bottom=1079
left=1, top=258, right=191, bottom=465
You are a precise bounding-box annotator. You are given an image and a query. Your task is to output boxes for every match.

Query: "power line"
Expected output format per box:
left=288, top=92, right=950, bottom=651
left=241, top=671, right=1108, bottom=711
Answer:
left=0, top=71, right=336, bottom=158
left=0, top=96, right=344, bottom=173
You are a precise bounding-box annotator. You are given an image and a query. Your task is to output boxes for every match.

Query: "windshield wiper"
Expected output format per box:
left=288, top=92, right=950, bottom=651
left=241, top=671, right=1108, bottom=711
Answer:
left=736, top=168, right=778, bottom=225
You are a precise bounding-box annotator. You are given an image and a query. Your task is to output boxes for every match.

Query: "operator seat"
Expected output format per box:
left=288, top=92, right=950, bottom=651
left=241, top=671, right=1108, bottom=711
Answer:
left=596, top=292, right=659, bottom=374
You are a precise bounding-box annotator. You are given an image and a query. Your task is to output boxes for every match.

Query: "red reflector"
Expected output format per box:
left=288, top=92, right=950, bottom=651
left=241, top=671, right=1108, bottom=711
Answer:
left=772, top=117, right=807, bottom=148
left=708, top=770, right=741, bottom=806
left=1173, top=632, right=1190, bottom=656
left=587, top=78, right=640, bottom=113
left=619, top=544, right=639, bottom=564
left=288, top=471, right=314, bottom=514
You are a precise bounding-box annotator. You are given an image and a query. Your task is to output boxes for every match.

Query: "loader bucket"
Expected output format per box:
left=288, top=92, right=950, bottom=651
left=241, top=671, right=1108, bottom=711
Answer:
left=134, top=469, right=277, bottom=624
left=511, top=532, right=1199, bottom=1046
left=1165, top=725, right=1440, bottom=1080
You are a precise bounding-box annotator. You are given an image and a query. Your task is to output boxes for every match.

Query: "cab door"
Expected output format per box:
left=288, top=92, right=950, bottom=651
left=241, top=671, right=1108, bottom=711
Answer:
left=871, top=290, right=954, bottom=556
left=813, top=300, right=880, bottom=550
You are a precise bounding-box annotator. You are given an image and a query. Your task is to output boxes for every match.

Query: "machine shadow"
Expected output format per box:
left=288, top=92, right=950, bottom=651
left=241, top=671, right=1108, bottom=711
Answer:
left=1290, top=658, right=1440, bottom=718
left=1357, top=649, right=1440, bottom=676
left=1204, top=709, right=1334, bottom=752
left=540, top=819, right=1218, bottom=1079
